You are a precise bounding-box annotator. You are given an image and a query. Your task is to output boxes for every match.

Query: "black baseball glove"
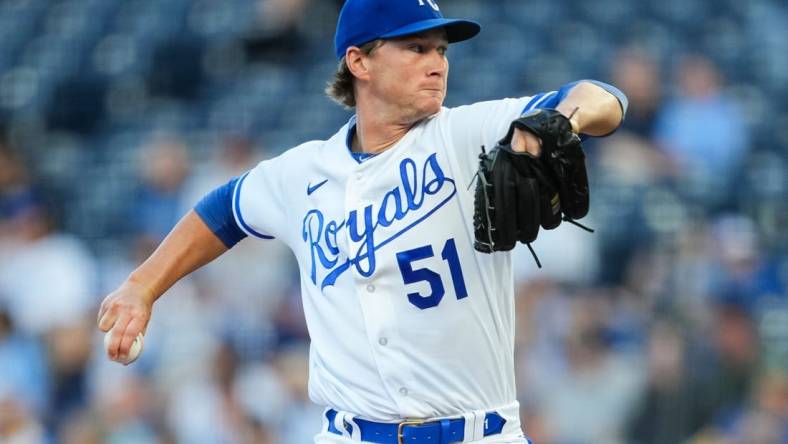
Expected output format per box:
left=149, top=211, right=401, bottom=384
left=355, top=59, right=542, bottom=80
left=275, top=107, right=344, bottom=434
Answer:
left=472, top=108, right=591, bottom=266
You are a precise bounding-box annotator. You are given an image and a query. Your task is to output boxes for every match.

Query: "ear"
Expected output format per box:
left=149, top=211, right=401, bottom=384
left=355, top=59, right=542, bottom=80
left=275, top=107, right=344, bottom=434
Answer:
left=346, top=46, right=371, bottom=82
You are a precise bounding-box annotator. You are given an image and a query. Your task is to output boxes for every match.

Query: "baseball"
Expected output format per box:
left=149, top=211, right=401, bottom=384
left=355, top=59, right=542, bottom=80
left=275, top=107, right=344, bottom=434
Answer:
left=104, top=330, right=144, bottom=365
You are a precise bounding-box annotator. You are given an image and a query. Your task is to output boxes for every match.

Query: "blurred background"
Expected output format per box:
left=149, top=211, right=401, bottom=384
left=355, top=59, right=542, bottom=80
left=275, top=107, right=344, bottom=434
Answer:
left=0, top=0, right=786, bottom=443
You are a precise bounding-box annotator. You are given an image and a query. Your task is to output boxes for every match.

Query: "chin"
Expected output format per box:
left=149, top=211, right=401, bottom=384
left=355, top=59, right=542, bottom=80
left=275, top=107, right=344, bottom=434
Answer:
left=421, top=97, right=444, bottom=115
left=404, top=96, right=444, bottom=122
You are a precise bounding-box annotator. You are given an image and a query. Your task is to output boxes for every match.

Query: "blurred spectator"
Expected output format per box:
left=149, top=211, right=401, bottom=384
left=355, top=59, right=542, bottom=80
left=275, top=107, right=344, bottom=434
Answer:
left=0, top=193, right=96, bottom=336
left=594, top=45, right=675, bottom=183
left=0, top=146, right=99, bottom=431
left=0, top=144, right=34, bottom=244
left=611, top=47, right=662, bottom=138
left=130, top=135, right=192, bottom=245
left=707, top=214, right=785, bottom=312
left=711, top=371, right=788, bottom=444
left=271, top=345, right=324, bottom=444
left=167, top=341, right=282, bottom=444
left=586, top=46, right=676, bottom=286
left=515, top=280, right=574, bottom=402
left=541, top=296, right=642, bottom=444
left=626, top=320, right=703, bottom=444
left=627, top=303, right=763, bottom=444
left=58, top=409, right=105, bottom=444
left=703, top=304, right=761, bottom=421
left=243, top=0, right=310, bottom=62
left=94, top=372, right=160, bottom=444
left=654, top=55, right=750, bottom=207
left=518, top=290, right=643, bottom=444
left=512, top=224, right=599, bottom=286
left=47, top=319, right=96, bottom=431
left=0, top=195, right=98, bottom=434
left=185, top=135, right=261, bottom=198
left=272, top=285, right=311, bottom=346
left=0, top=394, right=46, bottom=444
left=0, top=307, right=49, bottom=418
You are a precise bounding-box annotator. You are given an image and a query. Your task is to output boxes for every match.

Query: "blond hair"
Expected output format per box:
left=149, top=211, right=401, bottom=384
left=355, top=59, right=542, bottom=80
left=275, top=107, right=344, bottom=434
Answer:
left=325, top=40, right=383, bottom=108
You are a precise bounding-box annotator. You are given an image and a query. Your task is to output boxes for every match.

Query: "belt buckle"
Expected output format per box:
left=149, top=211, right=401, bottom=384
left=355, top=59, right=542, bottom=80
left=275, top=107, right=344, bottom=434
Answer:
left=397, top=419, right=427, bottom=444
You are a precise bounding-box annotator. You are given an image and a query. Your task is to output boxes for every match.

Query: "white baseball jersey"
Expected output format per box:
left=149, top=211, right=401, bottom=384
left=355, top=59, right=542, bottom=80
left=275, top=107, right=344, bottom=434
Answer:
left=233, top=96, right=534, bottom=422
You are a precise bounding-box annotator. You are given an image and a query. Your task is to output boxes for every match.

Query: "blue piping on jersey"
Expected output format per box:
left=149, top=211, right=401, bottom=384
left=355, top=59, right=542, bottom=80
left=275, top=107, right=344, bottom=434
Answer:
left=344, top=115, right=380, bottom=164
left=352, top=152, right=377, bottom=162
left=233, top=172, right=275, bottom=239
left=522, top=91, right=557, bottom=113
left=522, top=92, right=546, bottom=112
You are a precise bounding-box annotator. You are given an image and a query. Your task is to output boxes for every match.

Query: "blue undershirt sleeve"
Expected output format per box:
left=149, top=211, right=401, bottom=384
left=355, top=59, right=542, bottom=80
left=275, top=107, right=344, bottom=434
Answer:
left=194, top=177, right=248, bottom=249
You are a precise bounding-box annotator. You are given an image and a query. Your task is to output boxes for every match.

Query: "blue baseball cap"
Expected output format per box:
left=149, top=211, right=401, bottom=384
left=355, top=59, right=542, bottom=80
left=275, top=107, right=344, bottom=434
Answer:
left=334, top=0, right=481, bottom=59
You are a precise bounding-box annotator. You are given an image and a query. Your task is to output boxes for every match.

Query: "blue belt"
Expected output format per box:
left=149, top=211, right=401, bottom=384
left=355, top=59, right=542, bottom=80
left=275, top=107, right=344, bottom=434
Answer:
left=326, top=409, right=506, bottom=444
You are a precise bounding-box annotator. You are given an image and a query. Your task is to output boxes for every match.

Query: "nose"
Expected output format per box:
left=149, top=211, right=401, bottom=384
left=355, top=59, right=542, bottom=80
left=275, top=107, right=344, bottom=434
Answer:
left=427, top=51, right=448, bottom=78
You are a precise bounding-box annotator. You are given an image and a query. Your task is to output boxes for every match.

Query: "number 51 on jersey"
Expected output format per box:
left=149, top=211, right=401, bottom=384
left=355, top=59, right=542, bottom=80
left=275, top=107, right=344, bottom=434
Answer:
left=396, top=238, right=468, bottom=310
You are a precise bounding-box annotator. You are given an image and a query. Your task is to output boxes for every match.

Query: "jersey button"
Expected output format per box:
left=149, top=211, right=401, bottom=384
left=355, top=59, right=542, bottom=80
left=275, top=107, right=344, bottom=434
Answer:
left=355, top=172, right=363, bottom=180
left=378, top=337, right=388, bottom=346
left=366, top=284, right=375, bottom=293
left=399, top=387, right=408, bottom=396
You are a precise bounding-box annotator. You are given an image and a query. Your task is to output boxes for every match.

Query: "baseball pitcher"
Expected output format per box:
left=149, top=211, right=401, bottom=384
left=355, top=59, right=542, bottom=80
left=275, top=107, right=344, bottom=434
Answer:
left=98, top=1, right=628, bottom=442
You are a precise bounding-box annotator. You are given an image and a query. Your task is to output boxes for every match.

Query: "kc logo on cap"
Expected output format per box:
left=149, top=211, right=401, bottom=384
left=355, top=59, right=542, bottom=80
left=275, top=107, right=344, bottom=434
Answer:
left=418, top=0, right=440, bottom=11
left=333, top=0, right=481, bottom=59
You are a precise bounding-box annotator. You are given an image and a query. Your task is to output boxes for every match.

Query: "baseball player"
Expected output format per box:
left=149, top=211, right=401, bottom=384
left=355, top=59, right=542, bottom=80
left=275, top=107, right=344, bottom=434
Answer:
left=98, top=0, right=627, bottom=442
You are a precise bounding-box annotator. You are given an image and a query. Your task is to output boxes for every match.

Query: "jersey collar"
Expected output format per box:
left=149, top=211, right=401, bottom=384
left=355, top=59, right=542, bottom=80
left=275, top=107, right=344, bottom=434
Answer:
left=345, top=115, right=379, bottom=164
left=342, top=112, right=439, bottom=164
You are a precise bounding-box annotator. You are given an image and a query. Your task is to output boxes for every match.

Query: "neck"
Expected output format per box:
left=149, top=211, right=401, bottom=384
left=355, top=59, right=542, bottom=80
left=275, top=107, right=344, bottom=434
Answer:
left=351, top=97, right=424, bottom=154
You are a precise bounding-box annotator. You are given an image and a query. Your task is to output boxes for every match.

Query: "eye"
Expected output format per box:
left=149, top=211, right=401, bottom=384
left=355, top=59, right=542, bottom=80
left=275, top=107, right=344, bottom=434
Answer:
left=409, top=44, right=424, bottom=53
left=437, top=46, right=448, bottom=56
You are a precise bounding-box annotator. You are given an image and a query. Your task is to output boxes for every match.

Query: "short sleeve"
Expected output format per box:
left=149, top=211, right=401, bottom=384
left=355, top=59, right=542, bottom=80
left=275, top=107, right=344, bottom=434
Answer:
left=232, top=155, right=287, bottom=240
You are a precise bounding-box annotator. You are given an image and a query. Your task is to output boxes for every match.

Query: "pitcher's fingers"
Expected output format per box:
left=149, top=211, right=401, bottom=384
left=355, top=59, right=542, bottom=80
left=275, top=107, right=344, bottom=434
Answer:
left=511, top=130, right=525, bottom=152
left=524, top=132, right=542, bottom=157
left=96, top=300, right=105, bottom=325
left=107, top=313, right=131, bottom=360
left=119, top=317, right=147, bottom=354
left=98, top=301, right=117, bottom=332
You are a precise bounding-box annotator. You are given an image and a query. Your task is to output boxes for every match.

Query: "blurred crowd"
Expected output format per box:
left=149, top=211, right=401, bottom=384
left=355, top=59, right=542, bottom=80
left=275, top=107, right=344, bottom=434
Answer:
left=1, top=0, right=787, bottom=443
